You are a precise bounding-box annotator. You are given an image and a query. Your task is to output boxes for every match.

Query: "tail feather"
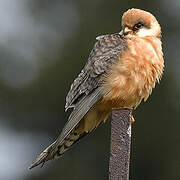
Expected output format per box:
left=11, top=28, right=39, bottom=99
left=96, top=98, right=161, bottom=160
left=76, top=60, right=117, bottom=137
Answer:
left=54, top=108, right=110, bottom=157
left=28, top=106, right=110, bottom=170
left=28, top=127, right=84, bottom=170
left=29, top=88, right=102, bottom=169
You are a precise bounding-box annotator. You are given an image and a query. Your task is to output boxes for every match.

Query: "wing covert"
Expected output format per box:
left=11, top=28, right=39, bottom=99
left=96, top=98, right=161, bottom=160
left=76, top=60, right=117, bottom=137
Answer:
left=65, top=33, right=127, bottom=110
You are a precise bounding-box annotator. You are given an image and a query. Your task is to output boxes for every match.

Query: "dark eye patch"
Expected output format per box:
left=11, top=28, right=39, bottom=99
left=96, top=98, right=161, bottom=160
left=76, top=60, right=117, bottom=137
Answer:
left=132, top=22, right=144, bottom=31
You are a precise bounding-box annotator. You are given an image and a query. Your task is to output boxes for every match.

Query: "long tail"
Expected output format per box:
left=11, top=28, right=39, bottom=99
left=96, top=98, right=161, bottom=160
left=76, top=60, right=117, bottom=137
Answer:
left=29, top=106, right=109, bottom=169
left=28, top=88, right=110, bottom=169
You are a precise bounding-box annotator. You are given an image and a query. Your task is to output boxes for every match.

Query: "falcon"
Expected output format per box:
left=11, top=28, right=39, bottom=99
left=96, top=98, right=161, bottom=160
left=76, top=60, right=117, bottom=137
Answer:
left=29, top=8, right=164, bottom=169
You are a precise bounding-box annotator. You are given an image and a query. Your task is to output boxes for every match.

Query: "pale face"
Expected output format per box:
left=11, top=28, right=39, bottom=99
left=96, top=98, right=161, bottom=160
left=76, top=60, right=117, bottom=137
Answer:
left=120, top=9, right=161, bottom=38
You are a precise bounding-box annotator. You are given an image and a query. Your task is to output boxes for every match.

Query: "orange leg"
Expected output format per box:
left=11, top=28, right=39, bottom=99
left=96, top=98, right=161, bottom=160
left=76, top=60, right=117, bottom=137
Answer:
left=130, top=115, right=135, bottom=124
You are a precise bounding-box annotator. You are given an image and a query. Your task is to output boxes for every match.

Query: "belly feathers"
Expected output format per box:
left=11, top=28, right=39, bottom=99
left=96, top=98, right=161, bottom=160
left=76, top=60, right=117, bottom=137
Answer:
left=101, top=37, right=164, bottom=109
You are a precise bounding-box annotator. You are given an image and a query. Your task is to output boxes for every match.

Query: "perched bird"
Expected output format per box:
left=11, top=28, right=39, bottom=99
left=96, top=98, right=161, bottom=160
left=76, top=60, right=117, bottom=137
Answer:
left=29, top=8, right=164, bottom=169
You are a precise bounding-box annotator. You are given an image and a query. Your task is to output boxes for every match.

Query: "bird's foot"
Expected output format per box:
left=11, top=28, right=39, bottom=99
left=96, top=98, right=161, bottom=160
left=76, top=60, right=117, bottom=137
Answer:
left=130, top=115, right=135, bottom=124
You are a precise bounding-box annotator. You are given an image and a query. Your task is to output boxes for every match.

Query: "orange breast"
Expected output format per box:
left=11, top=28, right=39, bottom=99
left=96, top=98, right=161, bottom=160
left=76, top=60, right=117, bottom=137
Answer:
left=100, top=36, right=164, bottom=109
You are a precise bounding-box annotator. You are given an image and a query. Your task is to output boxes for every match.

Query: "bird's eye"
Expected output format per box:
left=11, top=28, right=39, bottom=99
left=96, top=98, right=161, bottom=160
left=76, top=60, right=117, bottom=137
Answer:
left=133, top=22, right=143, bottom=31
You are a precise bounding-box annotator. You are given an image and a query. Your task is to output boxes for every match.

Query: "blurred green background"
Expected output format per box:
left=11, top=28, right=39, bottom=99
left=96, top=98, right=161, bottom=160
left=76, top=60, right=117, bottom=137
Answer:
left=0, top=0, right=179, bottom=180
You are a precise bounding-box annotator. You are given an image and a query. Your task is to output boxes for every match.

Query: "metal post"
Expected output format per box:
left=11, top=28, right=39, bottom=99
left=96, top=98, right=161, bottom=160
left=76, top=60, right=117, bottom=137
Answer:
left=109, top=108, right=132, bottom=180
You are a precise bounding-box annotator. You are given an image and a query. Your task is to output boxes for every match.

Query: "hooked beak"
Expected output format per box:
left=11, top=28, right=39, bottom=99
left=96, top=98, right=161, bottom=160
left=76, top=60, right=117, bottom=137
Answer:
left=119, top=27, right=132, bottom=36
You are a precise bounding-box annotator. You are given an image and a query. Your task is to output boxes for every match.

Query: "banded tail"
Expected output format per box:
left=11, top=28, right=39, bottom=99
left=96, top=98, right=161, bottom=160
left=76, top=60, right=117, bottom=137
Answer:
left=29, top=88, right=109, bottom=169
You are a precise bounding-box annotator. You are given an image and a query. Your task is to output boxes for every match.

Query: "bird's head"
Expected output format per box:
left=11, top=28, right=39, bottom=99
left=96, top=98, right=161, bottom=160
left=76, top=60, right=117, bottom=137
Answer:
left=120, top=8, right=161, bottom=38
